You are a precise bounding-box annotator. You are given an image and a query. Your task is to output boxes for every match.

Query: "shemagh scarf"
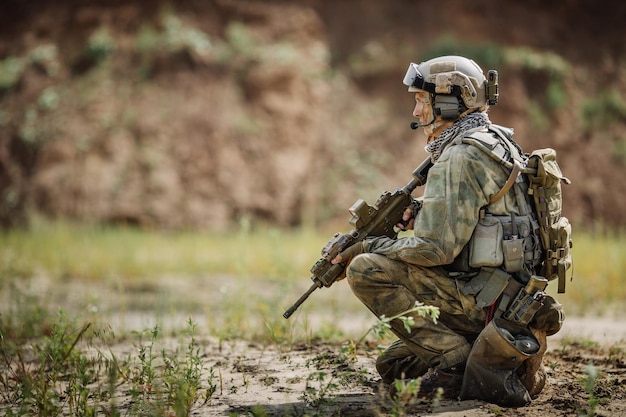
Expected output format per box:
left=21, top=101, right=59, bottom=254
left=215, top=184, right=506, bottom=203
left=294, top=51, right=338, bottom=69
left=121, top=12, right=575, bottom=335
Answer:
left=425, top=112, right=491, bottom=161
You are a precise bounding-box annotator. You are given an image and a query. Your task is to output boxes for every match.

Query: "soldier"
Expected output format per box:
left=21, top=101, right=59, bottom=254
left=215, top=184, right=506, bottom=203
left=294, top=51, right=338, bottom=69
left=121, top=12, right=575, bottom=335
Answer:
left=332, top=55, right=564, bottom=405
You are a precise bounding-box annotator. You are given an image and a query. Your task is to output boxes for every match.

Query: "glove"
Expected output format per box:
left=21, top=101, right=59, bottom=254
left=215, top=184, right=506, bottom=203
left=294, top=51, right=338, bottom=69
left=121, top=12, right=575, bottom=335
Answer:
left=335, top=241, right=365, bottom=266
left=331, top=241, right=366, bottom=281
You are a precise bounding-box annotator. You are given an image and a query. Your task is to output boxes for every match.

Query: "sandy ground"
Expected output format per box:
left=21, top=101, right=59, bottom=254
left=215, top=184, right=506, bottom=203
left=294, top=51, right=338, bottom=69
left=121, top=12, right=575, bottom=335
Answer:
left=5, top=274, right=626, bottom=416
left=108, top=309, right=626, bottom=416
left=94, top=317, right=625, bottom=417
left=188, top=329, right=626, bottom=417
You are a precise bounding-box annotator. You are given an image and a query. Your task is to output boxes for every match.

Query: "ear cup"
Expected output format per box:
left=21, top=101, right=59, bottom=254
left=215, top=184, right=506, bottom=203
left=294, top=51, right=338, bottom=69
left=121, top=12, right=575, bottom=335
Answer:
left=433, top=95, right=463, bottom=120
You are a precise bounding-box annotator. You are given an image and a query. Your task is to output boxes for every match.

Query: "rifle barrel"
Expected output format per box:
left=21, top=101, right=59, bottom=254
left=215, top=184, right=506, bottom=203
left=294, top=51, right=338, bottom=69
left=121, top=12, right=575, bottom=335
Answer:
left=283, top=279, right=322, bottom=319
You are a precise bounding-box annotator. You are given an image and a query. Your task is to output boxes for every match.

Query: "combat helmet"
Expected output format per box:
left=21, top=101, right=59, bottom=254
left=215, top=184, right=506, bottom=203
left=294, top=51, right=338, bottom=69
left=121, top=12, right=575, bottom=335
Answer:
left=403, top=55, right=499, bottom=120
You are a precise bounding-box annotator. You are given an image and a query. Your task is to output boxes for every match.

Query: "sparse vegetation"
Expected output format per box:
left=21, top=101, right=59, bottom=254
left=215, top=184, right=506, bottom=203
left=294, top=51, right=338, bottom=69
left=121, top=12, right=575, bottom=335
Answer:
left=581, top=90, right=626, bottom=132
left=1, top=222, right=625, bottom=415
left=0, top=312, right=216, bottom=416
left=2, top=7, right=626, bottom=232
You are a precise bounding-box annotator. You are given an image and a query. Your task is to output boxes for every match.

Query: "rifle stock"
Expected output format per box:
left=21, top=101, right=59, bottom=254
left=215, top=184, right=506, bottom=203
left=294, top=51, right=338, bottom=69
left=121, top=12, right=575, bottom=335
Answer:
left=283, top=156, right=433, bottom=319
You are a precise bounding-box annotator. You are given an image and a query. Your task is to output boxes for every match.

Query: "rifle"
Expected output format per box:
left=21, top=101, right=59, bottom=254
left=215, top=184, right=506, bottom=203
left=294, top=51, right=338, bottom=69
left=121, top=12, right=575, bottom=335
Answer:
left=283, top=156, right=433, bottom=319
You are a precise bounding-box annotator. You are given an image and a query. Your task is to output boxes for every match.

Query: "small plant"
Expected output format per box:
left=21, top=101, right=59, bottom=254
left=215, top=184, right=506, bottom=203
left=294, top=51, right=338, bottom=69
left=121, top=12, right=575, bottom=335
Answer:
left=608, top=346, right=624, bottom=361
left=502, top=46, right=570, bottom=76
left=38, top=87, right=60, bottom=111
left=118, top=320, right=215, bottom=416
left=579, top=363, right=600, bottom=416
left=546, top=79, right=568, bottom=111
left=580, top=339, right=600, bottom=349
left=162, top=14, right=212, bottom=56
left=489, top=406, right=505, bottom=416
left=161, top=319, right=209, bottom=415
left=389, top=378, right=421, bottom=416
left=339, top=339, right=358, bottom=364
left=0, top=311, right=96, bottom=416
left=29, top=44, right=60, bottom=77
left=301, top=371, right=339, bottom=410
left=527, top=100, right=550, bottom=131
left=560, top=337, right=572, bottom=352
left=363, top=301, right=440, bottom=344
left=224, top=21, right=257, bottom=56
left=430, top=386, right=444, bottom=410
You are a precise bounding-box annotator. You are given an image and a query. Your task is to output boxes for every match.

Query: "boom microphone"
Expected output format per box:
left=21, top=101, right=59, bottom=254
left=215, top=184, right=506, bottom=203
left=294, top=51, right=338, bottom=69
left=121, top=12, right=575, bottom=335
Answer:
left=410, top=120, right=435, bottom=130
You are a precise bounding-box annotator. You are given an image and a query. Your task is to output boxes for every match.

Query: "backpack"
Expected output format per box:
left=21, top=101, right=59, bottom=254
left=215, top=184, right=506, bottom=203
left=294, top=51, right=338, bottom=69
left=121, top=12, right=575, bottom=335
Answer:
left=526, top=149, right=573, bottom=293
left=461, top=125, right=573, bottom=293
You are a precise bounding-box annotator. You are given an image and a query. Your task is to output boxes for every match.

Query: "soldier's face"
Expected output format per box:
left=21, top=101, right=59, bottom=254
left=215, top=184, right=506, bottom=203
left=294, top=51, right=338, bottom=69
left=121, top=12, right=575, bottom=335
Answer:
left=413, top=92, right=434, bottom=126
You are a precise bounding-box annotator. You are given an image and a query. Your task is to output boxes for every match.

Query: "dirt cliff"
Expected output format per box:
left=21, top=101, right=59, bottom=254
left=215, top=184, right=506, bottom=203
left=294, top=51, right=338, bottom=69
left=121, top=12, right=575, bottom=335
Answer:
left=1, top=0, right=625, bottom=230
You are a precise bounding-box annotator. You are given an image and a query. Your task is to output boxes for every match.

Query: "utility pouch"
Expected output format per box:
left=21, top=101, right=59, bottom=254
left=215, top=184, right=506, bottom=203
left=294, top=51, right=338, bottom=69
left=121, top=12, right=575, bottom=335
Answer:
left=498, top=213, right=542, bottom=272
left=509, top=297, right=544, bottom=326
left=545, top=216, right=573, bottom=293
left=502, top=275, right=548, bottom=326
left=502, top=238, right=524, bottom=272
left=462, top=267, right=511, bottom=310
left=469, top=215, right=503, bottom=268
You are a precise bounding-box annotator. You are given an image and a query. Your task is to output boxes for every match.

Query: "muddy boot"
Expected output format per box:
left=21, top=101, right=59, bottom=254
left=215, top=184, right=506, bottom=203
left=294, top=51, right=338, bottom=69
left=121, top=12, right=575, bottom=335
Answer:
left=389, top=366, right=464, bottom=401
left=376, top=339, right=429, bottom=385
left=419, top=366, right=464, bottom=397
left=460, top=318, right=540, bottom=407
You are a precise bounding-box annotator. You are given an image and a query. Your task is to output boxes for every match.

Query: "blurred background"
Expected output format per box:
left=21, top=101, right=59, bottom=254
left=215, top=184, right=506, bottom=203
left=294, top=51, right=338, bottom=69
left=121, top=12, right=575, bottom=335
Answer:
left=1, top=5, right=625, bottom=413
left=1, top=0, right=626, bottom=233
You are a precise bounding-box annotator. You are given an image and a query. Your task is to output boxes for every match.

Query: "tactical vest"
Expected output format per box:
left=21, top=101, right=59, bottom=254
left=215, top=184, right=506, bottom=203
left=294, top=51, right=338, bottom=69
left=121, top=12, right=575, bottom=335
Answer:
left=456, top=124, right=573, bottom=294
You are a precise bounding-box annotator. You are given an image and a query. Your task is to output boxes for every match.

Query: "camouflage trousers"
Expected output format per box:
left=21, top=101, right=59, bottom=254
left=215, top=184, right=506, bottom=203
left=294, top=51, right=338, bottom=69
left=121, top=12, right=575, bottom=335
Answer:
left=346, top=253, right=487, bottom=384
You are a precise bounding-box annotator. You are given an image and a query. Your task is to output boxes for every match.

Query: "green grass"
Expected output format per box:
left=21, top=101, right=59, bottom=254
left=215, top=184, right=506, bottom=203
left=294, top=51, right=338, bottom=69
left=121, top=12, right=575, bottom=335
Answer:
left=0, top=218, right=323, bottom=282
left=0, top=219, right=366, bottom=345
left=0, top=219, right=624, bottom=342
left=1, top=219, right=625, bottom=318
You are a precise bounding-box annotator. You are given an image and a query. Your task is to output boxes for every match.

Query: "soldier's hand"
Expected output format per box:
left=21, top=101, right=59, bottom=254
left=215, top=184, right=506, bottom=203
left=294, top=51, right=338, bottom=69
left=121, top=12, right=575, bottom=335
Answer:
left=331, top=241, right=365, bottom=266
left=396, top=207, right=415, bottom=231
left=396, top=200, right=421, bottom=231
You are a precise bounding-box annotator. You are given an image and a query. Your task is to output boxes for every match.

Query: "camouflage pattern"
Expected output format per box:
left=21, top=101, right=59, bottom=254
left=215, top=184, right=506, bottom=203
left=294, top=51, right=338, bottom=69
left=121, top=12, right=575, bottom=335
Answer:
left=348, top=254, right=485, bottom=382
left=347, top=122, right=524, bottom=382
left=361, top=135, right=522, bottom=266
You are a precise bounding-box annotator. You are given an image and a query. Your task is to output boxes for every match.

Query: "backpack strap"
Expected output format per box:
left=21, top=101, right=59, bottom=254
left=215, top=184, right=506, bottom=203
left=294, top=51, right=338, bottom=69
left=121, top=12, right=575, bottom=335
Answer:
left=459, top=125, right=538, bottom=215
left=489, top=159, right=523, bottom=204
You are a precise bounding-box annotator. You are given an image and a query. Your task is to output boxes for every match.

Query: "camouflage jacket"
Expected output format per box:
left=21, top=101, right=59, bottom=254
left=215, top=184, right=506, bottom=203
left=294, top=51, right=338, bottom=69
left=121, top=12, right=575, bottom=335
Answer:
left=363, top=123, right=523, bottom=267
